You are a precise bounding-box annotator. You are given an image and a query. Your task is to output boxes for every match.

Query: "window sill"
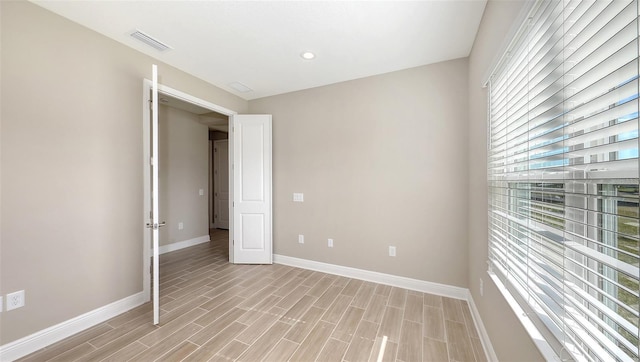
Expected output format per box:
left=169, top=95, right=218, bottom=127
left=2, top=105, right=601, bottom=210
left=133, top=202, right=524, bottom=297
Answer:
left=487, top=270, right=565, bottom=362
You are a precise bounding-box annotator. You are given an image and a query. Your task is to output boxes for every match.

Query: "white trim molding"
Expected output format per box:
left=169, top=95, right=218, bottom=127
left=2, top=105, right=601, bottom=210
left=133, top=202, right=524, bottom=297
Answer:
left=467, top=292, right=499, bottom=362
left=158, top=235, right=210, bottom=255
left=274, top=254, right=469, bottom=300
left=156, top=83, right=237, bottom=117
left=0, top=292, right=146, bottom=362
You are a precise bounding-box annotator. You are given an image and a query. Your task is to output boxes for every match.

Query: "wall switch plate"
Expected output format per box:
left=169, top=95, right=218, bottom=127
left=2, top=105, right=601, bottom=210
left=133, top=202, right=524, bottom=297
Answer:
left=389, top=246, right=396, bottom=257
left=0, top=296, right=3, bottom=312
left=178, top=222, right=184, bottom=230
left=6, top=290, right=25, bottom=311
left=199, top=189, right=204, bottom=196
left=293, top=193, right=304, bottom=202
left=298, top=234, right=304, bottom=244
left=328, top=238, right=334, bottom=248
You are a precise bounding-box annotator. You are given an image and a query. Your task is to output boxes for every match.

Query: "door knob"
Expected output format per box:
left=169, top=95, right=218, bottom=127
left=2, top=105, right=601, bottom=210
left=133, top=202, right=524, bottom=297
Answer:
left=146, top=222, right=167, bottom=229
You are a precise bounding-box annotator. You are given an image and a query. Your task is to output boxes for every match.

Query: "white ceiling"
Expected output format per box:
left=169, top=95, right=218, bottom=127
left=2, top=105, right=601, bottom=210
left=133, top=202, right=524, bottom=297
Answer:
left=32, top=0, right=487, bottom=101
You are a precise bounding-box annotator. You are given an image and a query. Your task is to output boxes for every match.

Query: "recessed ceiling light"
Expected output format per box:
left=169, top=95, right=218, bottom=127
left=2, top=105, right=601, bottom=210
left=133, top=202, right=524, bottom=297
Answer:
left=300, top=51, right=315, bottom=60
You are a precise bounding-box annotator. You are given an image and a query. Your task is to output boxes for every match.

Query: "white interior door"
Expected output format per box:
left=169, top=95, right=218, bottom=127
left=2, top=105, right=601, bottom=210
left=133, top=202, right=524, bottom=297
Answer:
left=231, top=115, right=272, bottom=264
left=150, top=65, right=161, bottom=325
left=214, top=139, right=230, bottom=229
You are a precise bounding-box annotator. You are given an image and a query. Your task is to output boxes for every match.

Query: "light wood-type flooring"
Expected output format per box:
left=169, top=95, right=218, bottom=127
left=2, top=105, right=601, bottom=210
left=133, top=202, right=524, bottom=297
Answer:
left=20, top=229, right=487, bottom=362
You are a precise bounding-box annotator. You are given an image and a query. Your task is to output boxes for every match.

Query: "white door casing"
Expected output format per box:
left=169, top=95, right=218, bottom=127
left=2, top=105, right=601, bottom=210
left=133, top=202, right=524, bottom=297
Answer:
left=214, top=139, right=230, bottom=229
left=232, top=115, right=273, bottom=264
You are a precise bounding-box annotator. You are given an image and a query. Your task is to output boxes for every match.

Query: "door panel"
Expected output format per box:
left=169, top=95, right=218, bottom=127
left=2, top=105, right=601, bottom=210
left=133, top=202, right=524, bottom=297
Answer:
left=232, top=115, right=272, bottom=264
left=241, top=214, right=265, bottom=249
left=241, top=126, right=265, bottom=201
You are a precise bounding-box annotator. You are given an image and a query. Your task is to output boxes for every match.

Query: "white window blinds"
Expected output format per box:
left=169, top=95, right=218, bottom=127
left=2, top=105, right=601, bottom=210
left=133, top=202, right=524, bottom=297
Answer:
left=487, top=0, right=639, bottom=361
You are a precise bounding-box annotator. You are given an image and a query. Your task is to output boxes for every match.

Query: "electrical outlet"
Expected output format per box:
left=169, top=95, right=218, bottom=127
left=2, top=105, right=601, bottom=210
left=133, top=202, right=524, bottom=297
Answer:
left=293, top=193, right=304, bottom=202
left=178, top=222, right=184, bottom=230
left=298, top=234, right=304, bottom=244
left=389, top=246, right=396, bottom=257
left=328, top=238, right=334, bottom=248
left=199, top=189, right=204, bottom=196
left=480, top=278, right=484, bottom=296
left=6, top=290, right=25, bottom=311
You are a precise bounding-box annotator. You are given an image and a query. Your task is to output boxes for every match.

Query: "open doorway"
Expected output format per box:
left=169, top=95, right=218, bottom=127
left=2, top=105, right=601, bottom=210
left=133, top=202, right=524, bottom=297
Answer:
left=142, top=78, right=273, bottom=317
left=156, top=95, right=228, bottom=253
left=141, top=81, right=237, bottom=304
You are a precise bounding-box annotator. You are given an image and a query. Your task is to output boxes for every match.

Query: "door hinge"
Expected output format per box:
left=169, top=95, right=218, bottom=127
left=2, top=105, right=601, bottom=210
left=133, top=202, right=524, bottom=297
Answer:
left=214, top=148, right=217, bottom=152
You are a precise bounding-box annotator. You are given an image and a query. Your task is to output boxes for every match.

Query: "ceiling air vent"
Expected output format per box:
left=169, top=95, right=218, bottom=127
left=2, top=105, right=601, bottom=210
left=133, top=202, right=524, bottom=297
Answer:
left=229, top=82, right=253, bottom=93
left=130, top=30, right=171, bottom=52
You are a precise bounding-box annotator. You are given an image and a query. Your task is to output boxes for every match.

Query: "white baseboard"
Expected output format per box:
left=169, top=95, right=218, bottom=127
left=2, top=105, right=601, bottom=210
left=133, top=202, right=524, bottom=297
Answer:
left=158, top=235, right=210, bottom=255
left=0, top=292, right=146, bottom=362
left=274, top=254, right=469, bottom=300
left=467, top=292, right=498, bottom=362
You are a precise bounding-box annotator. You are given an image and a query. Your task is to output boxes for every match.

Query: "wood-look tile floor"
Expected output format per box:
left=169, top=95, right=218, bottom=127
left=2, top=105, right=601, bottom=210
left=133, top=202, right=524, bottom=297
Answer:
left=20, top=229, right=487, bottom=362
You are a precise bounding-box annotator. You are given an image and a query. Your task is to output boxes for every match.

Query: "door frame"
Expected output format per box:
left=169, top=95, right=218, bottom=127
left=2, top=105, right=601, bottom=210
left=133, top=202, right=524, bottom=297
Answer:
left=213, top=139, right=230, bottom=230
left=141, top=80, right=237, bottom=302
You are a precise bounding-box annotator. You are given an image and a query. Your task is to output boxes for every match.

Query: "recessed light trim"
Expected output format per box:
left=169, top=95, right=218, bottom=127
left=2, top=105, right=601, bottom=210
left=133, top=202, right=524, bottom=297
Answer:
left=301, top=51, right=316, bottom=60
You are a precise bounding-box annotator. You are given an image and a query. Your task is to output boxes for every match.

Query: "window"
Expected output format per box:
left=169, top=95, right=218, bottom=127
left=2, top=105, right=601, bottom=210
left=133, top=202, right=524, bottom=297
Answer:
left=487, top=1, right=639, bottom=361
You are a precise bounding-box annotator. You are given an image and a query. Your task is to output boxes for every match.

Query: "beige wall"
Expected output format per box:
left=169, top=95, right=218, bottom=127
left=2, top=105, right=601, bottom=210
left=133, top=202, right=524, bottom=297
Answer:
left=467, top=0, right=544, bottom=360
left=249, top=58, right=470, bottom=287
left=211, top=131, right=229, bottom=141
left=0, top=1, right=247, bottom=345
left=159, top=105, right=210, bottom=247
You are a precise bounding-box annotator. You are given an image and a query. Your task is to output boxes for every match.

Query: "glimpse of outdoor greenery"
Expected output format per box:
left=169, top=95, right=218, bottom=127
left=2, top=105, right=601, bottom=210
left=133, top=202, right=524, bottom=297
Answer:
left=512, top=182, right=639, bottom=357
left=615, top=184, right=639, bottom=355
left=529, top=183, right=565, bottom=229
